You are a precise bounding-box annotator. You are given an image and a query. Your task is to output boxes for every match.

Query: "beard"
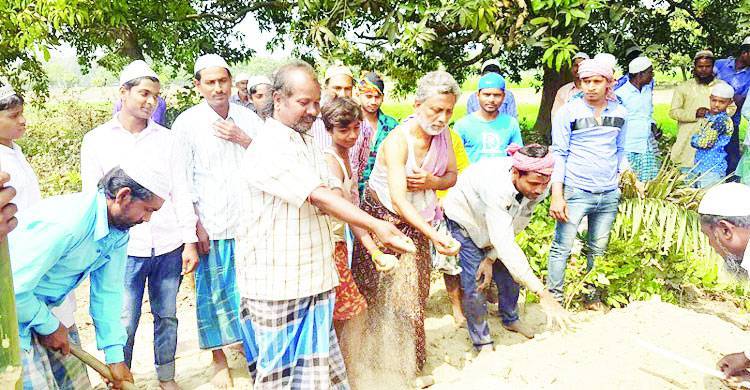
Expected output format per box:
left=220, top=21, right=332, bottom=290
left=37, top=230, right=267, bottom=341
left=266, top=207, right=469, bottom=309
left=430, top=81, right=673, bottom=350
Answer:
left=695, top=74, right=715, bottom=85
left=723, top=253, right=748, bottom=279
left=290, top=115, right=317, bottom=134
left=415, top=113, right=447, bottom=136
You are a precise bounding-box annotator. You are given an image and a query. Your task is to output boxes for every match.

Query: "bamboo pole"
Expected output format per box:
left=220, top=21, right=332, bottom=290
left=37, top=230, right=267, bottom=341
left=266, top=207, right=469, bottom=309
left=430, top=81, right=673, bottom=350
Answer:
left=69, top=344, right=137, bottom=390
left=0, top=236, right=22, bottom=390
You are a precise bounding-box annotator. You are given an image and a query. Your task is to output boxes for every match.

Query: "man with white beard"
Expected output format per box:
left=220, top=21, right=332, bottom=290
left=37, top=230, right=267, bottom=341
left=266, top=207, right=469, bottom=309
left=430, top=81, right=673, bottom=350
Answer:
left=697, top=183, right=750, bottom=381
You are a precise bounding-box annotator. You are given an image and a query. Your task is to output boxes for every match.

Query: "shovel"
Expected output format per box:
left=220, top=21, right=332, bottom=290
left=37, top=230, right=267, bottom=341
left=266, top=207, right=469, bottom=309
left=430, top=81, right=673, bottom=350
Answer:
left=69, top=344, right=137, bottom=390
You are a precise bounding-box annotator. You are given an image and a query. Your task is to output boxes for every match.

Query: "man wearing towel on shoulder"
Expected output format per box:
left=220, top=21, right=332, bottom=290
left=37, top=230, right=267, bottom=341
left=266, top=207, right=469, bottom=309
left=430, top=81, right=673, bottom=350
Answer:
left=696, top=183, right=750, bottom=381
left=443, top=144, right=572, bottom=347
left=10, top=161, right=167, bottom=390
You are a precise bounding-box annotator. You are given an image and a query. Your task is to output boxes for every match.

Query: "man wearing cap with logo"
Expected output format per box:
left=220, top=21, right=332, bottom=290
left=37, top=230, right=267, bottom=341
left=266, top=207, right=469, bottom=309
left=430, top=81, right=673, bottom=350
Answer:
left=310, top=64, right=373, bottom=197
left=230, top=73, right=254, bottom=110
left=547, top=57, right=641, bottom=309
left=454, top=72, right=523, bottom=163
left=10, top=162, right=167, bottom=390
left=80, top=60, right=199, bottom=390
left=714, top=37, right=750, bottom=178
left=552, top=52, right=589, bottom=117
left=695, top=183, right=750, bottom=381
left=467, top=59, right=517, bottom=118
left=443, top=144, right=572, bottom=345
left=247, top=75, right=272, bottom=117
left=670, top=50, right=735, bottom=171
left=615, top=57, right=660, bottom=182
left=358, top=71, right=400, bottom=195
left=171, top=54, right=263, bottom=388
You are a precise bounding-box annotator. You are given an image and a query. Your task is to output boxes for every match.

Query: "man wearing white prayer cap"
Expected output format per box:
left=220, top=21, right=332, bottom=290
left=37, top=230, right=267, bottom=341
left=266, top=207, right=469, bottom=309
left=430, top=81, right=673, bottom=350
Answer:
left=552, top=51, right=590, bottom=116
left=171, top=53, right=263, bottom=387
left=689, top=82, right=736, bottom=188
left=230, top=72, right=253, bottom=110
left=247, top=75, right=273, bottom=117
left=616, top=56, right=658, bottom=181
left=9, top=165, right=167, bottom=390
left=113, top=60, right=167, bottom=126
left=697, top=183, right=750, bottom=380
left=81, top=59, right=201, bottom=389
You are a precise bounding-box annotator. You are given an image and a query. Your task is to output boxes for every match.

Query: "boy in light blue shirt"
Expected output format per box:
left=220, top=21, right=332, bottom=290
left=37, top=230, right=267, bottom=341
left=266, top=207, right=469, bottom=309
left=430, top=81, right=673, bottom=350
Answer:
left=454, top=72, right=523, bottom=163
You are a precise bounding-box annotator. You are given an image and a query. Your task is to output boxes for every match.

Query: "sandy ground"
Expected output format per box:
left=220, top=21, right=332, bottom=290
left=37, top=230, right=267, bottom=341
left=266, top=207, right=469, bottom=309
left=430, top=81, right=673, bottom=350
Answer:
left=71, top=273, right=750, bottom=390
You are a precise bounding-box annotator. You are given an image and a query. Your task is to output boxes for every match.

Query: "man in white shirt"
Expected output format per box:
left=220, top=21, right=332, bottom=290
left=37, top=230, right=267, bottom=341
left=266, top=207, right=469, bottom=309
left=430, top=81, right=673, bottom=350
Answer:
left=443, top=144, right=571, bottom=348
left=236, top=61, right=415, bottom=389
left=697, top=183, right=750, bottom=381
left=80, top=60, right=199, bottom=390
left=171, top=54, right=262, bottom=388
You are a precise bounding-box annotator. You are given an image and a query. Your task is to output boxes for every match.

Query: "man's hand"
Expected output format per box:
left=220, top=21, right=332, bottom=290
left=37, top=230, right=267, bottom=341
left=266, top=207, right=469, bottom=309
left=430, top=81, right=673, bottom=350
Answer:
left=549, top=194, right=569, bottom=223
left=0, top=171, right=18, bottom=239
left=102, top=362, right=134, bottom=390
left=213, top=120, right=252, bottom=148
left=433, top=234, right=460, bottom=256
left=38, top=323, right=70, bottom=355
left=181, top=243, right=200, bottom=275
left=406, top=167, right=434, bottom=191
left=718, top=352, right=750, bottom=378
left=195, top=221, right=210, bottom=255
left=370, top=220, right=416, bottom=254
left=538, top=290, right=574, bottom=331
left=475, top=258, right=494, bottom=291
left=696, top=107, right=709, bottom=118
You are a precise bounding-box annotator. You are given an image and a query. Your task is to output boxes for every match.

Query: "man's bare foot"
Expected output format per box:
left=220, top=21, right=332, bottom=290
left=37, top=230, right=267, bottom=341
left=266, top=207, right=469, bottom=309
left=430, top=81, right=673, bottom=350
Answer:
left=503, top=320, right=535, bottom=339
left=159, top=380, right=182, bottom=390
left=477, top=344, right=494, bottom=358
left=451, top=306, right=467, bottom=327
left=210, top=350, right=234, bottom=389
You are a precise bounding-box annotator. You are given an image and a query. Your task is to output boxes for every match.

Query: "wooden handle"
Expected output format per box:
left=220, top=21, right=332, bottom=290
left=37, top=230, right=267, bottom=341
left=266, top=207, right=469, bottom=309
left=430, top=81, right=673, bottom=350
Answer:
left=68, top=344, right=137, bottom=390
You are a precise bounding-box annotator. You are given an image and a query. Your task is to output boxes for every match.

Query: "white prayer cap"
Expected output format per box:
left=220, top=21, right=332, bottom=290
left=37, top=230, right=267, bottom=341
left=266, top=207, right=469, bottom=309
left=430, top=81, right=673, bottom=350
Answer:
left=120, top=157, right=170, bottom=201
left=194, top=54, right=230, bottom=76
left=743, top=36, right=750, bottom=46
left=324, top=65, right=353, bottom=82
left=119, top=60, right=159, bottom=86
left=593, top=53, right=617, bottom=70
left=711, top=82, right=735, bottom=99
left=573, top=52, right=590, bottom=61
left=248, top=75, right=272, bottom=89
left=628, top=57, right=652, bottom=74
left=0, top=83, right=17, bottom=101
left=235, top=73, right=250, bottom=83
left=699, top=183, right=750, bottom=217
left=481, top=59, right=501, bottom=72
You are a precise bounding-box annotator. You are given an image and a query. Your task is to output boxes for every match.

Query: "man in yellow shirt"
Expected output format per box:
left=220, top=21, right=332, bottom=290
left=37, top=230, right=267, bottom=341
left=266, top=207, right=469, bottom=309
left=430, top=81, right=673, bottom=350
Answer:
left=670, top=50, right=735, bottom=170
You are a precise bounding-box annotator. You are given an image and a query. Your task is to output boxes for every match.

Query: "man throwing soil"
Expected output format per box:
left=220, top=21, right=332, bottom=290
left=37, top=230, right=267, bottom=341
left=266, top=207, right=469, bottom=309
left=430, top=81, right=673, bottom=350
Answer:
left=442, top=144, right=572, bottom=346
left=697, top=183, right=750, bottom=381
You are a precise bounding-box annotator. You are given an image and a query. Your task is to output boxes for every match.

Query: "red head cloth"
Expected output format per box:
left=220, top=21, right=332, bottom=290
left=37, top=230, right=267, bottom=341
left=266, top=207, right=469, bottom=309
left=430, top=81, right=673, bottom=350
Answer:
left=507, top=143, right=555, bottom=176
left=577, top=58, right=617, bottom=102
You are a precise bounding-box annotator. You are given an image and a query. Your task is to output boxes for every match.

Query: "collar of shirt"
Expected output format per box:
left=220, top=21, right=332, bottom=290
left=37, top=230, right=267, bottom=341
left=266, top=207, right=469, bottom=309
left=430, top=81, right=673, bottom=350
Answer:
left=198, top=100, right=241, bottom=123
left=94, top=190, right=125, bottom=241
left=106, top=113, right=161, bottom=140
left=0, top=142, right=22, bottom=156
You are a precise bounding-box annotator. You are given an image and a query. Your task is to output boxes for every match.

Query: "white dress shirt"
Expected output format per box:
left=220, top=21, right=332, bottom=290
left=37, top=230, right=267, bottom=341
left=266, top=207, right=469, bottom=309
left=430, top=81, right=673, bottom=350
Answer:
left=236, top=118, right=340, bottom=301
left=443, top=158, right=548, bottom=293
left=80, top=115, right=198, bottom=257
left=172, top=101, right=262, bottom=240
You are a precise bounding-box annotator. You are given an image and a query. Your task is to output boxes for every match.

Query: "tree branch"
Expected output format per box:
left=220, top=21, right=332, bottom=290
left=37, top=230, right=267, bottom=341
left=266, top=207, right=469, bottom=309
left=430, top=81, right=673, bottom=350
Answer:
left=184, top=1, right=288, bottom=24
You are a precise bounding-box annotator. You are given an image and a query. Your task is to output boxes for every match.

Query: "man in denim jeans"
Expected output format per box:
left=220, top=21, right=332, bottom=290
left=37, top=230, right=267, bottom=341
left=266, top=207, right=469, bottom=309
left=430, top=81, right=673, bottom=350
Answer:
left=547, top=57, right=641, bottom=310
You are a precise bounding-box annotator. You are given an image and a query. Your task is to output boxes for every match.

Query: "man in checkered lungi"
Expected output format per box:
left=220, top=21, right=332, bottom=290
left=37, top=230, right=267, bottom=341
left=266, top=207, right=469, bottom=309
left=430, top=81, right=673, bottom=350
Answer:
left=234, top=61, right=415, bottom=389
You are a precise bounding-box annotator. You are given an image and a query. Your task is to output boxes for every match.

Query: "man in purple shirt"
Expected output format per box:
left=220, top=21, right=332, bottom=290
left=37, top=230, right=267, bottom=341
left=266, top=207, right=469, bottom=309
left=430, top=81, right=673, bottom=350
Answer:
left=714, top=38, right=750, bottom=178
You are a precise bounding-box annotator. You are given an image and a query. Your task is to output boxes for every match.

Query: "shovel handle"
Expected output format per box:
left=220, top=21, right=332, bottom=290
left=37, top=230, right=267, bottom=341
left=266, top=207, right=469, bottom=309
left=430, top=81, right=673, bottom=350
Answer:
left=68, top=344, right=137, bottom=390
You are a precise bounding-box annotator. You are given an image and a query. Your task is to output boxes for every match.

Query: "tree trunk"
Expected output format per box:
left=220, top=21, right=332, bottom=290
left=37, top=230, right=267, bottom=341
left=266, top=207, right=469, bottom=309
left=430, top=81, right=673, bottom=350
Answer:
left=120, top=30, right=144, bottom=60
left=0, top=238, right=22, bottom=390
left=532, top=66, right=572, bottom=144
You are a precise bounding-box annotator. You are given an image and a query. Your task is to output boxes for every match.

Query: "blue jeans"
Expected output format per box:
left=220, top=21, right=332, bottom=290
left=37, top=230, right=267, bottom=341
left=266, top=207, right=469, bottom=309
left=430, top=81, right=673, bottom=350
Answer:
left=122, top=246, right=183, bottom=382
left=547, top=187, right=621, bottom=302
left=446, top=219, right=520, bottom=349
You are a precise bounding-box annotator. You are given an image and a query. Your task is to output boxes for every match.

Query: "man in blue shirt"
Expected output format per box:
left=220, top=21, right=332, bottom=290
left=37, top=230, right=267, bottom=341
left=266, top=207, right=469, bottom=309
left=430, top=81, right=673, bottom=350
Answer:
left=10, top=164, right=166, bottom=390
left=714, top=37, right=750, bottom=178
left=547, top=58, right=640, bottom=310
left=616, top=57, right=659, bottom=182
left=454, top=73, right=523, bottom=163
left=466, top=59, right=518, bottom=118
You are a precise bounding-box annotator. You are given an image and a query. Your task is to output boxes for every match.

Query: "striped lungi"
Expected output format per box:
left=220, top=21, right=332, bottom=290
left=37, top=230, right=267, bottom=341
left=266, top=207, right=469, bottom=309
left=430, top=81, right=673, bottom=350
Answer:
left=195, top=239, right=243, bottom=350
left=240, top=290, right=349, bottom=390
left=22, top=326, right=91, bottom=390
left=628, top=136, right=661, bottom=182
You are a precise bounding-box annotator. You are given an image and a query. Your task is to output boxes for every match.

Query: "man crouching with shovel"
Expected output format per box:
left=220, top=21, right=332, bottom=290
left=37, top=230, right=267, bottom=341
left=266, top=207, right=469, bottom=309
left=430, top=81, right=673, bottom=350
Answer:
left=697, top=183, right=750, bottom=384
left=10, top=160, right=167, bottom=389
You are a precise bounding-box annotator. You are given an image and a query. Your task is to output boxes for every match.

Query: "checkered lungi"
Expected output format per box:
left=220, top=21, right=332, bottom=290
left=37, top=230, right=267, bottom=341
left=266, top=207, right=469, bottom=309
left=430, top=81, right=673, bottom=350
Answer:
left=240, top=290, right=349, bottom=390
left=628, top=136, right=661, bottom=182
left=22, top=326, right=91, bottom=390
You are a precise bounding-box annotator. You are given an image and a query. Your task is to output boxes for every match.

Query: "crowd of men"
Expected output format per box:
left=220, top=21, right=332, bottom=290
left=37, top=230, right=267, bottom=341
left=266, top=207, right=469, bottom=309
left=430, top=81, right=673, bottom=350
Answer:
left=1, top=36, right=750, bottom=390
